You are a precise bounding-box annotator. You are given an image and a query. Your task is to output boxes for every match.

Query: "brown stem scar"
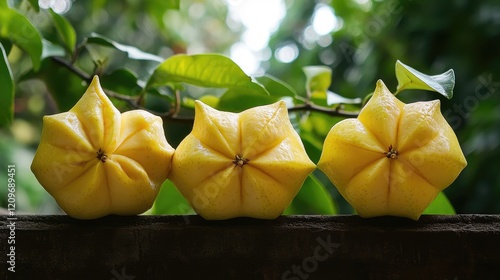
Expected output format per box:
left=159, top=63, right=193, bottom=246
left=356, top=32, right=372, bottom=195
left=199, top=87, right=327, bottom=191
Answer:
left=97, top=148, right=108, bottom=163
left=386, top=145, right=398, bottom=159
left=233, top=154, right=249, bottom=167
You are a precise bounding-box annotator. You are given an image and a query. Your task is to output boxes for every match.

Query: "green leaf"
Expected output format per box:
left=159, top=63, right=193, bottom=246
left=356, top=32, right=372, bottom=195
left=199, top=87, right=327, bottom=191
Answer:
left=423, top=192, right=456, bottom=215
left=303, top=66, right=332, bottom=93
left=100, top=68, right=140, bottom=96
left=284, top=174, right=337, bottom=215
left=304, top=66, right=360, bottom=108
left=146, top=54, right=268, bottom=95
left=217, top=88, right=279, bottom=112
left=150, top=180, right=194, bottom=215
left=49, top=8, right=76, bottom=55
left=326, top=91, right=362, bottom=105
left=0, top=43, right=14, bottom=127
left=311, top=90, right=362, bottom=107
left=41, top=39, right=65, bottom=59
left=255, top=74, right=297, bottom=97
left=86, top=33, right=163, bottom=62
left=0, top=4, right=43, bottom=70
left=395, top=60, right=455, bottom=99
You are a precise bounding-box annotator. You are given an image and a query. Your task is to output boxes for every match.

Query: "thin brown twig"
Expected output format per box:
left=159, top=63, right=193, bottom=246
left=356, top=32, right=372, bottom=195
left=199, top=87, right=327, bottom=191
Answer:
left=52, top=56, right=91, bottom=82
left=288, top=103, right=360, bottom=118
left=173, top=90, right=181, bottom=117
left=51, top=57, right=360, bottom=121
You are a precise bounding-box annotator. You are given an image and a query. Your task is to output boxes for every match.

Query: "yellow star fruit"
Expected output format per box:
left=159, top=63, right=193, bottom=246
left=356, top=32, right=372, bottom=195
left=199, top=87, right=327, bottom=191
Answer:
left=31, top=76, right=174, bottom=219
left=169, top=100, right=316, bottom=220
left=318, top=80, right=467, bottom=220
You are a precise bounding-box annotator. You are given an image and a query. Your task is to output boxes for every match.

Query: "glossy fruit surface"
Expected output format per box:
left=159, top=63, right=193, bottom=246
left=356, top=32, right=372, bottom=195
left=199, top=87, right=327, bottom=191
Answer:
left=31, top=76, right=174, bottom=219
left=318, top=80, right=467, bottom=220
left=170, top=100, right=316, bottom=220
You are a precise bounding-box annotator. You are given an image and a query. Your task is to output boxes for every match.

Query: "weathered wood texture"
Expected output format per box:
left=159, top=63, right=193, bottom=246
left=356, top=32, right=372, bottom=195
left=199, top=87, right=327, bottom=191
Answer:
left=1, top=214, right=500, bottom=280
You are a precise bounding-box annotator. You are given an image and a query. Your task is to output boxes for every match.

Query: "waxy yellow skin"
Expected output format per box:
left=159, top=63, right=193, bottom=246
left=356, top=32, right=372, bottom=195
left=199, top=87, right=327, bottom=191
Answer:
left=170, top=100, right=316, bottom=220
left=318, top=80, right=467, bottom=220
left=31, top=76, right=174, bottom=219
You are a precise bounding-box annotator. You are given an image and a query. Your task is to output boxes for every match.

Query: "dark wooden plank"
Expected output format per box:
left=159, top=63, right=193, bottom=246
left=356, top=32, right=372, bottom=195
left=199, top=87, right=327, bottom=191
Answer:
left=1, top=215, right=500, bottom=279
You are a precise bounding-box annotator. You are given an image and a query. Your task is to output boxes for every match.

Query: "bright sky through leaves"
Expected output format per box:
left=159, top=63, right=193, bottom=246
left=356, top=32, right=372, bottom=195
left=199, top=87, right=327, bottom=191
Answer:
left=227, top=0, right=341, bottom=75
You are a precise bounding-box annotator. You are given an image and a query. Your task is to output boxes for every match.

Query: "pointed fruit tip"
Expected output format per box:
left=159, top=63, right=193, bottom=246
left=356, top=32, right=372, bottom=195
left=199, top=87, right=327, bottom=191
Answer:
left=88, top=75, right=106, bottom=96
left=89, top=75, right=101, bottom=89
left=375, top=79, right=389, bottom=92
left=194, top=99, right=207, bottom=110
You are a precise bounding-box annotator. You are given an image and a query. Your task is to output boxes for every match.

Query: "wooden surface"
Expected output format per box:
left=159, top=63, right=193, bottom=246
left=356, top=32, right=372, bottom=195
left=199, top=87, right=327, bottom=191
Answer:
left=1, top=214, right=500, bottom=279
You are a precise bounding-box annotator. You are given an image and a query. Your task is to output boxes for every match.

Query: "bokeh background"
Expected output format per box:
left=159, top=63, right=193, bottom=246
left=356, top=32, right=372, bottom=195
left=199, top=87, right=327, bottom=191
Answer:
left=1, top=0, right=499, bottom=214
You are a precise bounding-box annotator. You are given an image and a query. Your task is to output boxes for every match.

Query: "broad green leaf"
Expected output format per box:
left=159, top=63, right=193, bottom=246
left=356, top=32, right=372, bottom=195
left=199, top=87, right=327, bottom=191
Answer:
left=86, top=33, right=163, bottom=62
left=49, top=8, right=76, bottom=55
left=0, top=43, right=14, bottom=127
left=255, top=74, right=297, bottom=97
left=151, top=180, right=194, bottom=215
left=146, top=54, right=268, bottom=95
left=284, top=174, right=337, bottom=215
left=100, top=68, right=140, bottom=96
left=144, top=86, right=175, bottom=101
left=217, top=88, right=279, bottom=112
left=395, top=60, right=455, bottom=99
left=423, top=192, right=456, bottom=215
left=41, top=39, right=65, bottom=59
left=142, top=91, right=173, bottom=113
left=303, top=66, right=332, bottom=93
left=0, top=5, right=43, bottom=70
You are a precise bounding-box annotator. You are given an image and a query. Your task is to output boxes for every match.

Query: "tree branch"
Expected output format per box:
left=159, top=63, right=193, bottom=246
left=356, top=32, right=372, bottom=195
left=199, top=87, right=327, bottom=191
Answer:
left=52, top=56, right=91, bottom=82
left=50, top=57, right=191, bottom=122
left=288, top=103, right=359, bottom=118
left=50, top=57, right=360, bottom=121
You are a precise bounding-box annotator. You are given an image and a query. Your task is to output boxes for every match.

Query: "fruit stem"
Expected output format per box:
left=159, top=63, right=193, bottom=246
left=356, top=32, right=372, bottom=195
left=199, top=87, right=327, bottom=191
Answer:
left=97, top=148, right=108, bottom=163
left=233, top=154, right=249, bottom=167
left=386, top=145, right=398, bottom=159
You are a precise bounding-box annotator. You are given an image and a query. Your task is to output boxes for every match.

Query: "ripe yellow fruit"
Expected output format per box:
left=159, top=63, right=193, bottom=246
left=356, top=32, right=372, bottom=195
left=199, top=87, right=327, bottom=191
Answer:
left=31, top=76, right=174, bottom=219
left=169, top=100, right=316, bottom=220
left=318, top=80, right=467, bottom=220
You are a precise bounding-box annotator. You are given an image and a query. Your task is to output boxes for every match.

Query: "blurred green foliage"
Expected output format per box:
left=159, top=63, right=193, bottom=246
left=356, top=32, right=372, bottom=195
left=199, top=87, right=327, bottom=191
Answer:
left=265, top=0, right=500, bottom=213
left=1, top=0, right=498, bottom=215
